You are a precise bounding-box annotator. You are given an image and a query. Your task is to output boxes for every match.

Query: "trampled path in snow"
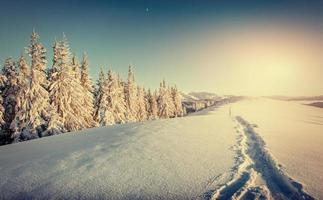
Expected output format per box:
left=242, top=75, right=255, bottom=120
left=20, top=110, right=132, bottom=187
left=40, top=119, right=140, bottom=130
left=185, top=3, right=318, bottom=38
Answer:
left=210, top=116, right=314, bottom=200
left=230, top=98, right=323, bottom=199
left=0, top=100, right=319, bottom=199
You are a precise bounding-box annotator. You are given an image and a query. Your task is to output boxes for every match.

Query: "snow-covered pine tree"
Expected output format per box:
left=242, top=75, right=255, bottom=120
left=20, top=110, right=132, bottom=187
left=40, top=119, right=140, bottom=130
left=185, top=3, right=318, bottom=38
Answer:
left=157, top=80, right=173, bottom=119
left=137, top=86, right=148, bottom=122
left=114, top=72, right=127, bottom=124
left=21, top=31, right=54, bottom=140
left=100, top=70, right=115, bottom=125
left=171, top=86, right=184, bottom=117
left=167, top=85, right=176, bottom=118
left=2, top=58, right=19, bottom=141
left=145, top=89, right=151, bottom=119
left=40, top=40, right=64, bottom=137
left=116, top=73, right=127, bottom=123
left=124, top=65, right=138, bottom=122
left=100, top=69, right=127, bottom=125
left=0, top=73, right=7, bottom=144
left=48, top=41, right=60, bottom=81
left=152, top=90, right=159, bottom=119
left=49, top=35, right=92, bottom=132
left=10, top=55, right=30, bottom=141
left=17, top=55, right=29, bottom=86
left=94, top=67, right=105, bottom=123
left=146, top=89, right=158, bottom=120
left=80, top=53, right=93, bottom=93
left=71, top=55, right=81, bottom=80
left=0, top=76, right=6, bottom=125
left=116, top=73, right=123, bottom=87
left=80, top=53, right=96, bottom=127
left=71, top=54, right=96, bottom=128
left=52, top=41, right=59, bottom=67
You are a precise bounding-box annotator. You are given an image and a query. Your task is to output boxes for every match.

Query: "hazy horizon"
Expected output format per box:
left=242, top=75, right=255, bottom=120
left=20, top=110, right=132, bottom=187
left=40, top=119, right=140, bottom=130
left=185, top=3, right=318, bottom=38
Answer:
left=1, top=0, right=323, bottom=96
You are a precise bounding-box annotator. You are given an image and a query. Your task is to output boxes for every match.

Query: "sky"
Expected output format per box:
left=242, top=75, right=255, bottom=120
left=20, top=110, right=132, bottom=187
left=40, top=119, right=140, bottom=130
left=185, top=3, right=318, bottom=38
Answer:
left=0, top=0, right=323, bottom=96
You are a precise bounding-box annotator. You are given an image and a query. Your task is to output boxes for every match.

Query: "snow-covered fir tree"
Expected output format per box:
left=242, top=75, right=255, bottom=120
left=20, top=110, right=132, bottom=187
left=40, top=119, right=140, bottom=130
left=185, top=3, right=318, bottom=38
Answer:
left=146, top=89, right=158, bottom=120
left=80, top=53, right=93, bottom=93
left=21, top=31, right=53, bottom=140
left=137, top=86, right=148, bottom=122
left=114, top=72, right=127, bottom=124
left=70, top=54, right=96, bottom=128
left=2, top=58, right=19, bottom=141
left=153, top=90, right=160, bottom=119
left=80, top=53, right=96, bottom=127
left=41, top=40, right=64, bottom=136
left=0, top=73, right=7, bottom=130
left=99, top=69, right=127, bottom=125
left=157, top=80, right=174, bottom=118
left=49, top=35, right=93, bottom=132
left=100, top=70, right=116, bottom=125
left=116, top=73, right=127, bottom=124
left=167, top=85, right=176, bottom=118
left=71, top=55, right=81, bottom=80
left=0, top=73, right=7, bottom=144
left=48, top=41, right=60, bottom=80
left=124, top=65, right=138, bottom=122
left=171, top=86, right=184, bottom=117
left=145, top=89, right=150, bottom=118
left=94, top=67, right=106, bottom=123
left=10, top=55, right=30, bottom=141
left=71, top=54, right=97, bottom=124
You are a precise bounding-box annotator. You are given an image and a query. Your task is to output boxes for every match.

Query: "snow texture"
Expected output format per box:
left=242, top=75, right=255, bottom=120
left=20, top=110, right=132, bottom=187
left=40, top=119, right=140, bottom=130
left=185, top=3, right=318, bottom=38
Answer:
left=231, top=98, right=322, bottom=199
left=0, top=105, right=237, bottom=200
left=0, top=98, right=320, bottom=199
left=212, top=116, right=313, bottom=200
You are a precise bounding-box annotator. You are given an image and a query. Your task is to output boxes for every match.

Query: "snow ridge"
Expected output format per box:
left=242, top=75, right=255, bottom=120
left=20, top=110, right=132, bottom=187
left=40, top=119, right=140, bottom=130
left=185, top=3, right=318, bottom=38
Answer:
left=211, top=116, right=315, bottom=200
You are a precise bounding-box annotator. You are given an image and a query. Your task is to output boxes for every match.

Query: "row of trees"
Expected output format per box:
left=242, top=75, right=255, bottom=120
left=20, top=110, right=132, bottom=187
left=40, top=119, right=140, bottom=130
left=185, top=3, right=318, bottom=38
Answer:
left=0, top=31, right=184, bottom=145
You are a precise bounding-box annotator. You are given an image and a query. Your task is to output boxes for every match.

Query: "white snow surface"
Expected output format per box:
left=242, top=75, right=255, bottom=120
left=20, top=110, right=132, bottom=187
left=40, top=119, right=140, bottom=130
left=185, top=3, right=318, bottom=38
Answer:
left=188, top=92, right=219, bottom=100
left=232, top=98, right=323, bottom=199
left=0, top=105, right=237, bottom=200
left=1, top=98, right=321, bottom=199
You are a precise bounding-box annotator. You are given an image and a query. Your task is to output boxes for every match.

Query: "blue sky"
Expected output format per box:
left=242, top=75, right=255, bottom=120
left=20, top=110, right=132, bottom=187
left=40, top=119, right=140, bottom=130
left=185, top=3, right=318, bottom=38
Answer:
left=1, top=0, right=323, bottom=95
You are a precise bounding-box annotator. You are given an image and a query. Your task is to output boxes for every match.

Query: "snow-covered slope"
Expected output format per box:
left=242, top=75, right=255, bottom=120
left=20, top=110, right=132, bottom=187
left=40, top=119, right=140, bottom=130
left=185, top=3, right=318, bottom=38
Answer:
left=180, top=92, right=199, bottom=101
left=0, top=105, right=238, bottom=200
left=180, top=91, right=221, bottom=102
left=188, top=92, right=220, bottom=100
left=0, top=99, right=320, bottom=199
left=188, top=92, right=219, bottom=100
left=232, top=98, right=323, bottom=199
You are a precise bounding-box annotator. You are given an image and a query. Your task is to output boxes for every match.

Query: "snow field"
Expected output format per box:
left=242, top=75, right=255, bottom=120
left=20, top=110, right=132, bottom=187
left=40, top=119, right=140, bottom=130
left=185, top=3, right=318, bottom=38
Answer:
left=0, top=105, right=237, bottom=200
left=231, top=98, right=323, bottom=199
